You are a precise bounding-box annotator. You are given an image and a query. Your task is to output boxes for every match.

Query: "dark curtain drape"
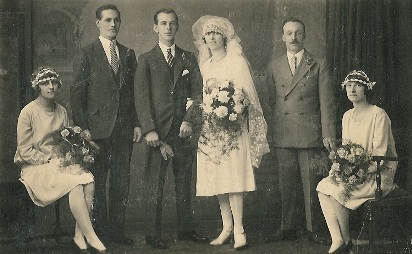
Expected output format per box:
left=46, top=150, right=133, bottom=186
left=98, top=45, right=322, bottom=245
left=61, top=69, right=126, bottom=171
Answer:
left=326, top=0, right=412, bottom=189
left=231, top=0, right=276, bottom=72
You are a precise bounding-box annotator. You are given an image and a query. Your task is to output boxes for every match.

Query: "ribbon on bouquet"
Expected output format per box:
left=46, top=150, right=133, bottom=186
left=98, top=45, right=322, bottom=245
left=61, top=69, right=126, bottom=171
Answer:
left=159, top=141, right=174, bottom=160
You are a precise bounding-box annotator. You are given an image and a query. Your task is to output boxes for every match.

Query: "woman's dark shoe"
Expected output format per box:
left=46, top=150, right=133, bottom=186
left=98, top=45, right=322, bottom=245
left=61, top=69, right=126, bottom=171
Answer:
left=329, top=242, right=347, bottom=254
left=71, top=240, right=91, bottom=254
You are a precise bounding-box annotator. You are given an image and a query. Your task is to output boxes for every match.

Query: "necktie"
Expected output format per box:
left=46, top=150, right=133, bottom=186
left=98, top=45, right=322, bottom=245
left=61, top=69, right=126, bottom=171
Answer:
left=167, top=48, right=174, bottom=67
left=110, top=41, right=119, bottom=74
left=291, top=55, right=297, bottom=75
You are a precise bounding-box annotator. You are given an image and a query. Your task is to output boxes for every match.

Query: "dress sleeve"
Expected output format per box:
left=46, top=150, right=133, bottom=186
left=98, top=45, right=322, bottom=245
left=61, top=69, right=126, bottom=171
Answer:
left=372, top=109, right=397, bottom=175
left=15, top=108, right=49, bottom=165
left=371, top=110, right=390, bottom=156
left=232, top=56, right=270, bottom=168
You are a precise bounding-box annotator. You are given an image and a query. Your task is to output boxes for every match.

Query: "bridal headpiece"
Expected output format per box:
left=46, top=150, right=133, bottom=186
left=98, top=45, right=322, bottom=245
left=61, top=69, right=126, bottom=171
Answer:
left=341, top=70, right=376, bottom=90
left=192, top=15, right=242, bottom=64
left=31, top=67, right=62, bottom=89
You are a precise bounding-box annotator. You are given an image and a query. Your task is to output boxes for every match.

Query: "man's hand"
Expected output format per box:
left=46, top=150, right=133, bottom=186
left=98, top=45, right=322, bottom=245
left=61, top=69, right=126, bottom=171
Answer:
left=80, top=129, right=92, bottom=141
left=133, top=127, right=142, bottom=143
left=323, top=137, right=336, bottom=152
left=179, top=121, right=192, bottom=138
left=145, top=131, right=160, bottom=147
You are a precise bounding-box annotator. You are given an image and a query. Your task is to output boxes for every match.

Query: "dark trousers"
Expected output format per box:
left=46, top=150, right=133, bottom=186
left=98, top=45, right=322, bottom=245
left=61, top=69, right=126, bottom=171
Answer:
left=275, top=147, right=324, bottom=232
left=143, top=128, right=195, bottom=237
left=91, top=121, right=133, bottom=237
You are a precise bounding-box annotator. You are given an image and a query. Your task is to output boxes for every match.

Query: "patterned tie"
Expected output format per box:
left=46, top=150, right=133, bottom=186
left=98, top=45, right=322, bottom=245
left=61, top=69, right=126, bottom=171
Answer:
left=290, top=55, right=297, bottom=75
left=167, top=47, right=174, bottom=67
left=110, top=40, right=119, bottom=74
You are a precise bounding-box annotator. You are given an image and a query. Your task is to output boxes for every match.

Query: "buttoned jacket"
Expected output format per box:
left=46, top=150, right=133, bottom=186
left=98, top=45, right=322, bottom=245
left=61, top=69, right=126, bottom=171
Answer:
left=134, top=45, right=202, bottom=139
left=265, top=50, right=336, bottom=148
left=71, top=39, right=139, bottom=140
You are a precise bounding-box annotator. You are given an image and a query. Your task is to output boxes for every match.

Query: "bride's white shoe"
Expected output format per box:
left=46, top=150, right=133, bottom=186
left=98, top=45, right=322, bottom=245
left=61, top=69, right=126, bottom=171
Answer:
left=234, top=232, right=248, bottom=250
left=210, top=230, right=232, bottom=245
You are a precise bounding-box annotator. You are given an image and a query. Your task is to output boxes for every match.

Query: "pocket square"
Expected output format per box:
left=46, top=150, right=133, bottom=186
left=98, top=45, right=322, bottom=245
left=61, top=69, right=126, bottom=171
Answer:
left=182, top=69, right=190, bottom=76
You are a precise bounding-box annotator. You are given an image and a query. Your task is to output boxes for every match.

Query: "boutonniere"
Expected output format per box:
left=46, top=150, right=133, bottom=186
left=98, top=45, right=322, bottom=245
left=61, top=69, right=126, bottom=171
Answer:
left=305, top=56, right=313, bottom=65
left=182, top=52, right=192, bottom=69
left=182, top=69, right=190, bottom=76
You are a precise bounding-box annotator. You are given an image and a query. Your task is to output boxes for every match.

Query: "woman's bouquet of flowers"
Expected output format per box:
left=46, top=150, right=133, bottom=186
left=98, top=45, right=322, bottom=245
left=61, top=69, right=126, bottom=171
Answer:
left=53, top=126, right=99, bottom=170
left=198, top=78, right=249, bottom=164
left=329, top=140, right=376, bottom=202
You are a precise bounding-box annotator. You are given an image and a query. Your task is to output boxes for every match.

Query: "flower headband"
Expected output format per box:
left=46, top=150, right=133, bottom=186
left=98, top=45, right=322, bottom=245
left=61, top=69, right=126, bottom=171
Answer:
left=341, top=70, right=376, bottom=90
left=31, top=68, right=61, bottom=88
left=203, top=23, right=225, bottom=37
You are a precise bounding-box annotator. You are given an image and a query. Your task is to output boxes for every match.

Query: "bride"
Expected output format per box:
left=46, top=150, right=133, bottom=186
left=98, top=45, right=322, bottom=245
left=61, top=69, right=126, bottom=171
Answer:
left=191, top=15, right=270, bottom=250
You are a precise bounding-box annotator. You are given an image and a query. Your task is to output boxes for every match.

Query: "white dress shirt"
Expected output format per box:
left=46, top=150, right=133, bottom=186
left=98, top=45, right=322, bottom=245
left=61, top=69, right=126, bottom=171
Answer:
left=287, top=49, right=304, bottom=73
left=99, top=36, right=119, bottom=64
left=158, top=41, right=176, bottom=62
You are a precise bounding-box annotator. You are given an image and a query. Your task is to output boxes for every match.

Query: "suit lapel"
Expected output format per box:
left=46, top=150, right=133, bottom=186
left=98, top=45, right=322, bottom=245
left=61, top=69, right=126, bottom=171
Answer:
left=95, top=39, right=117, bottom=88
left=286, top=50, right=314, bottom=96
left=173, top=47, right=184, bottom=86
left=276, top=55, right=293, bottom=96
left=154, top=45, right=173, bottom=79
left=118, top=43, right=126, bottom=89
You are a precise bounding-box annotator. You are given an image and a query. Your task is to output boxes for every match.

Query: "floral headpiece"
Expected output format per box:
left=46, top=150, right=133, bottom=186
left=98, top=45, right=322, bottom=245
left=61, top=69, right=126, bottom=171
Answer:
left=203, top=23, right=225, bottom=37
left=341, top=70, right=376, bottom=90
left=199, top=16, right=235, bottom=39
left=192, top=15, right=241, bottom=65
left=31, top=67, right=62, bottom=88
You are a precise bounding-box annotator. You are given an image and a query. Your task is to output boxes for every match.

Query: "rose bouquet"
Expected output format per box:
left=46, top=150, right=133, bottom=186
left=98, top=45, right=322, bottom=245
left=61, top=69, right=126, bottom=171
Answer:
left=198, top=78, right=249, bottom=164
left=53, top=126, right=99, bottom=170
left=329, top=140, right=376, bottom=202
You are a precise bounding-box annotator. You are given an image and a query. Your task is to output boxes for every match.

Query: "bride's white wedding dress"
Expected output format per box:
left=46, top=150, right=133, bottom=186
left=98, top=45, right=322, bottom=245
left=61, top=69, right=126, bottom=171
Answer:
left=196, top=54, right=269, bottom=196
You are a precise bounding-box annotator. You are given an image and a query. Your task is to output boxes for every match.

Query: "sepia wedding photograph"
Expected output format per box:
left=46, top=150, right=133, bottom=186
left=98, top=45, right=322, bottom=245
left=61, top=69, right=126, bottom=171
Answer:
left=0, top=0, right=411, bottom=253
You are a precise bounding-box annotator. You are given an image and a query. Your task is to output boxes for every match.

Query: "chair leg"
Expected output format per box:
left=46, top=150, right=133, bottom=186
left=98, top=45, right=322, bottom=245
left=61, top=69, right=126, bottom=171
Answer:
left=367, top=205, right=375, bottom=254
left=54, top=199, right=62, bottom=242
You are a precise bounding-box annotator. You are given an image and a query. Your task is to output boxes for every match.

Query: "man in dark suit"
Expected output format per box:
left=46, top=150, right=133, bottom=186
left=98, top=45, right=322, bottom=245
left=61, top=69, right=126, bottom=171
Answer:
left=265, top=17, right=336, bottom=244
left=134, top=8, right=207, bottom=249
left=70, top=4, right=141, bottom=246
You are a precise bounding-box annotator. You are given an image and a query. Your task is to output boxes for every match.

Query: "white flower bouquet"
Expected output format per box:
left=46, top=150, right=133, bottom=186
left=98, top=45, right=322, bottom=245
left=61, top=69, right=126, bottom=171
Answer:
left=198, top=78, right=249, bottom=164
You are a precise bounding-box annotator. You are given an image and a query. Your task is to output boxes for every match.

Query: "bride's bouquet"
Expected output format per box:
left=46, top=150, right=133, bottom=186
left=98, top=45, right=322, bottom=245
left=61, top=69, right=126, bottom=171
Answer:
left=198, top=78, right=249, bottom=164
left=329, top=140, right=376, bottom=202
left=52, top=126, right=99, bottom=170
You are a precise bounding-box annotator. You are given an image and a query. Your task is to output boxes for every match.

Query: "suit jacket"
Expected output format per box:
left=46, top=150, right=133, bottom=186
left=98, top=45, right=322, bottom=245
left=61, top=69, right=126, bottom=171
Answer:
left=265, top=50, right=336, bottom=148
left=71, top=39, right=139, bottom=140
left=135, top=44, right=202, bottom=140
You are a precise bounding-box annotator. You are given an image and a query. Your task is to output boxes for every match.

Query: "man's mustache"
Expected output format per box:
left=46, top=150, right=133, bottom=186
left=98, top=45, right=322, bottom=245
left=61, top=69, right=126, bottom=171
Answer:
left=290, top=40, right=300, bottom=44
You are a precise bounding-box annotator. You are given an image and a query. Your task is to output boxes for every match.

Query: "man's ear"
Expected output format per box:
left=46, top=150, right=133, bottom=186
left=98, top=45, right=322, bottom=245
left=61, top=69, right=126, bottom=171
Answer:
left=153, top=25, right=158, bottom=33
left=96, top=19, right=100, bottom=28
left=282, top=34, right=286, bottom=42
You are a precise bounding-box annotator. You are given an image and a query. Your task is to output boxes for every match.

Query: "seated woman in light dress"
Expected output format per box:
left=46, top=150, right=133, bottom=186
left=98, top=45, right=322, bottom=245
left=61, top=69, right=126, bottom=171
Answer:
left=15, top=68, right=110, bottom=253
left=192, top=16, right=270, bottom=250
left=316, top=70, right=397, bottom=254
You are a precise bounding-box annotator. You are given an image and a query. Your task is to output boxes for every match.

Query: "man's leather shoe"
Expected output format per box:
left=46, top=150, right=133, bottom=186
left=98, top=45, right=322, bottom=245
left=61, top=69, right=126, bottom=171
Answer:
left=111, top=235, right=134, bottom=246
left=264, top=229, right=297, bottom=243
left=307, top=231, right=331, bottom=246
left=146, top=235, right=168, bottom=249
left=177, top=231, right=209, bottom=243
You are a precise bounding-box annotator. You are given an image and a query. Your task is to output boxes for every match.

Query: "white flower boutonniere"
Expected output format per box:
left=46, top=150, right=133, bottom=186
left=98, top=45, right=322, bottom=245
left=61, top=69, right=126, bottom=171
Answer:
left=305, top=56, right=313, bottom=65
left=182, top=69, right=190, bottom=76
left=186, top=97, right=193, bottom=110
